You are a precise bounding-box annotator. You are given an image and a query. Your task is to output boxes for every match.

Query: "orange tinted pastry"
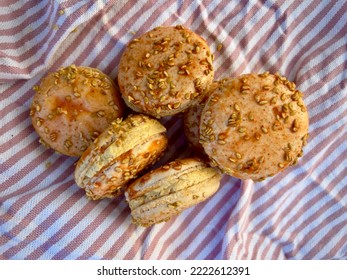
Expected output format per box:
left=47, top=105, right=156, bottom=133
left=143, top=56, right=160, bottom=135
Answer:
left=30, top=65, right=124, bottom=156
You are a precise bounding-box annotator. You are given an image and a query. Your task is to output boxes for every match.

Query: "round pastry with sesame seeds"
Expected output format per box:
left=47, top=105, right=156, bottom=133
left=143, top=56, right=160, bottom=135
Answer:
left=30, top=65, right=124, bottom=157
left=125, top=157, right=222, bottom=227
left=118, top=25, right=214, bottom=118
left=74, top=114, right=168, bottom=200
left=199, top=73, right=309, bottom=181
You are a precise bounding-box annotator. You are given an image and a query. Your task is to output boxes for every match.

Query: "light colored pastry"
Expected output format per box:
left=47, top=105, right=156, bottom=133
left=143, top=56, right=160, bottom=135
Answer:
left=30, top=65, right=124, bottom=157
left=183, top=81, right=219, bottom=155
left=74, top=114, right=168, bottom=200
left=118, top=25, right=214, bottom=118
left=200, top=72, right=309, bottom=181
left=125, top=157, right=222, bottom=227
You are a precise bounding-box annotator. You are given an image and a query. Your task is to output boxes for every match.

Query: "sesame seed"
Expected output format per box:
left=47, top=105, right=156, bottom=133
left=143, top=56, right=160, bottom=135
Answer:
left=36, top=118, right=43, bottom=127
left=96, top=110, right=105, bottom=118
left=228, top=157, right=236, bottom=163
left=64, top=140, right=72, bottom=150
left=258, top=100, right=268, bottom=105
left=217, top=43, right=223, bottom=51
left=173, top=102, right=181, bottom=109
left=234, top=103, right=240, bottom=112
left=33, top=85, right=40, bottom=92
left=136, top=71, right=143, bottom=77
left=293, top=118, right=299, bottom=128
left=235, top=152, right=242, bottom=159
left=248, top=112, right=254, bottom=121
left=258, top=156, right=265, bottom=163
left=159, top=95, right=166, bottom=103
left=284, top=151, right=292, bottom=162
left=238, top=126, right=246, bottom=133
left=259, top=71, right=269, bottom=77
left=270, top=97, right=278, bottom=105
left=261, top=126, right=268, bottom=134
left=50, top=132, right=57, bottom=142
left=91, top=79, right=100, bottom=87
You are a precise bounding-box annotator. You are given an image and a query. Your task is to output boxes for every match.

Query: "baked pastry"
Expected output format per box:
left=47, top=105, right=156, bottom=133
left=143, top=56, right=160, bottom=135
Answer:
left=183, top=81, right=218, bottom=155
left=125, top=157, right=222, bottom=227
left=118, top=25, right=214, bottom=118
left=30, top=65, right=124, bottom=157
left=200, top=72, right=309, bottom=181
left=74, top=114, right=168, bottom=200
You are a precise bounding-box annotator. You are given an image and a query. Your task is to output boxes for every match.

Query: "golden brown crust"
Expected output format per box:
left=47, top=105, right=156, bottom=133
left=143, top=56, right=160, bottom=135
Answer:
left=30, top=65, right=124, bottom=157
left=183, top=81, right=219, bottom=155
left=125, top=157, right=222, bottom=227
left=118, top=25, right=214, bottom=118
left=200, top=73, right=309, bottom=181
left=74, top=114, right=168, bottom=200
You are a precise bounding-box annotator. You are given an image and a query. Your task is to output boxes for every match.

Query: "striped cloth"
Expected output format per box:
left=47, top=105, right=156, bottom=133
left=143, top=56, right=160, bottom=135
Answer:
left=0, top=0, right=346, bottom=260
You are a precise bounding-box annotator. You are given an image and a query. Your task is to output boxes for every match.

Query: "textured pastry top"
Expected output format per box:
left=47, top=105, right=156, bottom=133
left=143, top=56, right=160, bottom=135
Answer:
left=118, top=25, right=214, bottom=118
left=200, top=73, right=309, bottom=181
left=30, top=65, right=124, bottom=156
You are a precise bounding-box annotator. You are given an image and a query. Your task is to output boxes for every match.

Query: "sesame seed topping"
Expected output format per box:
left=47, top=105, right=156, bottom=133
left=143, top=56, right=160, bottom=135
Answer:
left=254, top=94, right=260, bottom=102
left=261, top=126, right=268, bottom=134
left=64, top=139, right=72, bottom=150
left=248, top=111, right=254, bottom=121
left=36, top=118, right=43, bottom=127
left=228, top=157, right=236, bottom=163
left=234, top=103, right=240, bottom=112
left=258, top=156, right=265, bottom=163
left=259, top=71, right=269, bottom=77
left=270, top=97, right=278, bottom=105
left=49, top=132, right=58, bottom=142
left=97, top=110, right=105, bottom=117
left=238, top=126, right=246, bottom=133
left=258, top=100, right=268, bottom=105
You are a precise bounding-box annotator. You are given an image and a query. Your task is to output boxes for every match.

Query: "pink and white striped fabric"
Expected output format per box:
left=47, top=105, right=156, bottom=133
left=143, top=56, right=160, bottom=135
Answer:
left=1, top=0, right=346, bottom=259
